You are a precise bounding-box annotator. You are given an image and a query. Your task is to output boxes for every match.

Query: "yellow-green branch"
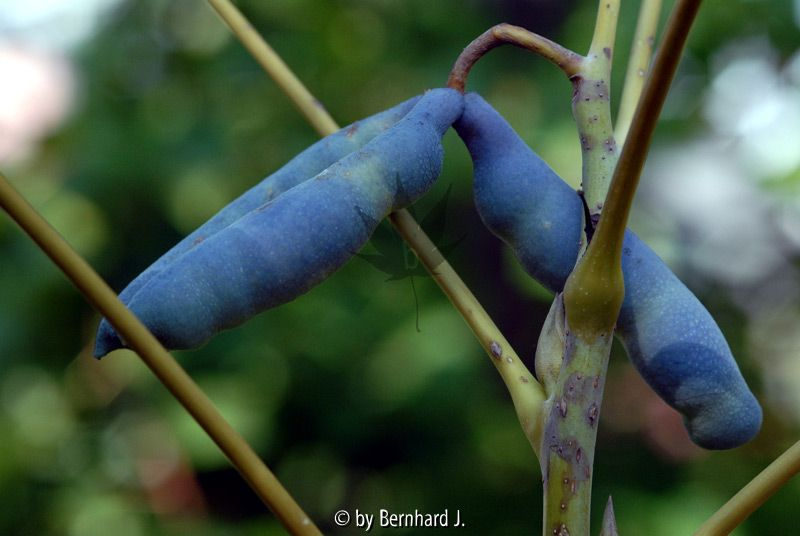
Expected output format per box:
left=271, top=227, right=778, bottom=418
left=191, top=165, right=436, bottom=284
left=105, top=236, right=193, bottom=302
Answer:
left=694, top=440, right=800, bottom=536
left=0, top=173, right=321, bottom=536
left=206, top=0, right=338, bottom=136
left=390, top=210, right=545, bottom=453
left=615, top=0, right=663, bottom=145
left=550, top=2, right=702, bottom=535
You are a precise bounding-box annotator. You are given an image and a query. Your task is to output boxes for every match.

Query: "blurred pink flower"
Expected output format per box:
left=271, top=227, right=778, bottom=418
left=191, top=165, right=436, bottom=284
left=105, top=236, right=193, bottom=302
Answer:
left=0, top=43, right=75, bottom=163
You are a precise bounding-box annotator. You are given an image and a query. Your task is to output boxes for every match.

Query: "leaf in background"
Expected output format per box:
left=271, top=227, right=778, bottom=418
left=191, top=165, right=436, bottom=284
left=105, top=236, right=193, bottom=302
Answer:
left=358, top=184, right=463, bottom=281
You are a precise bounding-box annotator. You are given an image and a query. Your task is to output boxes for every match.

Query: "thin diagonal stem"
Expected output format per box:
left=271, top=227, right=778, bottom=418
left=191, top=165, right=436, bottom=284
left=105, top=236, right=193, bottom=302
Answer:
left=0, top=174, right=321, bottom=536
left=206, top=0, right=547, bottom=439
left=206, top=0, right=338, bottom=136
left=694, top=440, right=800, bottom=536
left=615, top=0, right=663, bottom=145
left=390, top=210, right=545, bottom=452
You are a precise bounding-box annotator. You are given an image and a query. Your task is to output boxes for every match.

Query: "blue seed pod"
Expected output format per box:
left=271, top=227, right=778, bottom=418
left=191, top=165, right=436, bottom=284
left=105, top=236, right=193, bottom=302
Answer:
left=451, top=95, right=584, bottom=291
left=119, top=95, right=420, bottom=305
left=95, top=88, right=463, bottom=357
left=96, top=95, right=420, bottom=354
left=454, top=93, right=761, bottom=449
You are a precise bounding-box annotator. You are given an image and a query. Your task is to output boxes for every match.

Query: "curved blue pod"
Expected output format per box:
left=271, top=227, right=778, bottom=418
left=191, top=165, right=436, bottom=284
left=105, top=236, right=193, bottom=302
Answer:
left=455, top=93, right=761, bottom=449
left=452, top=95, right=584, bottom=291
left=96, top=95, right=420, bottom=353
left=95, top=88, right=463, bottom=356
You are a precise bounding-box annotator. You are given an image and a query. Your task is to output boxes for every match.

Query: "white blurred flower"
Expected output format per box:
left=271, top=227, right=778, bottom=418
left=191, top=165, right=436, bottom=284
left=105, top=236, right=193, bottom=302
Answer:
left=0, top=0, right=122, bottom=52
left=643, top=140, right=788, bottom=286
left=636, top=39, right=800, bottom=291
left=705, top=45, right=800, bottom=178
left=0, top=45, right=75, bottom=162
left=0, top=0, right=123, bottom=162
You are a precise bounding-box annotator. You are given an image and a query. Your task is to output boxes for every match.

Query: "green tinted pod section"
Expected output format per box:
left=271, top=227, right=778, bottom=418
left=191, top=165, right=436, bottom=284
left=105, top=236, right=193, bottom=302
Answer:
left=455, top=94, right=761, bottom=449
left=94, top=88, right=463, bottom=357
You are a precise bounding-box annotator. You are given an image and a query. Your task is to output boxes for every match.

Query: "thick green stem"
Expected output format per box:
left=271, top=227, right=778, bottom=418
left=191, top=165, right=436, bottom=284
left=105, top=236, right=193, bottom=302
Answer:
left=576, top=0, right=620, bottom=216
left=540, top=329, right=614, bottom=536
left=542, top=2, right=711, bottom=535
left=570, top=61, right=618, bottom=220
left=539, top=4, right=623, bottom=535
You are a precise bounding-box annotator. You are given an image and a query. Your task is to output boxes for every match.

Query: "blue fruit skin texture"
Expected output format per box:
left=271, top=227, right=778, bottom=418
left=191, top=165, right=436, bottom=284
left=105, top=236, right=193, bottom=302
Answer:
left=455, top=93, right=761, bottom=450
left=96, top=95, right=420, bottom=354
left=114, top=96, right=420, bottom=306
left=95, top=89, right=463, bottom=358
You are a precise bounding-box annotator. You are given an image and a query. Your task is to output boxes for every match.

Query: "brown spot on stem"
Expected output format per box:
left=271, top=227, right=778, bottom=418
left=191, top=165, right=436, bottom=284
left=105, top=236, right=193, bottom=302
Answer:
left=587, top=403, right=599, bottom=425
left=552, top=436, right=581, bottom=462
left=564, top=373, right=586, bottom=401
left=489, top=341, right=502, bottom=360
left=603, top=47, right=612, bottom=59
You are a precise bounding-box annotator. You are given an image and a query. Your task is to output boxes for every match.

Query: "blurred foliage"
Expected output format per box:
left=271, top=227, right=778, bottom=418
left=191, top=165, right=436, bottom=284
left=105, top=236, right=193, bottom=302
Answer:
left=1, top=0, right=799, bottom=534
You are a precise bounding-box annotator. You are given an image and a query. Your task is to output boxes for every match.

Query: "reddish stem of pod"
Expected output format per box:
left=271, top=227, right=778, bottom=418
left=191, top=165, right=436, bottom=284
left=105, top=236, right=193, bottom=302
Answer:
left=447, top=23, right=583, bottom=92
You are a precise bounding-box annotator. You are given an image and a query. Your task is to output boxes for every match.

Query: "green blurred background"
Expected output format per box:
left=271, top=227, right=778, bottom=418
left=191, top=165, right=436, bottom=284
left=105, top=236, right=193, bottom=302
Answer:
left=1, top=0, right=800, bottom=534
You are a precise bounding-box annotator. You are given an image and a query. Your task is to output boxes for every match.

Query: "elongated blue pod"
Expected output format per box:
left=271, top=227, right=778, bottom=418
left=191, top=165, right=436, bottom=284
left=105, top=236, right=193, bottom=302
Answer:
left=455, top=93, right=761, bottom=449
left=95, top=89, right=463, bottom=357
left=96, top=95, right=420, bottom=353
